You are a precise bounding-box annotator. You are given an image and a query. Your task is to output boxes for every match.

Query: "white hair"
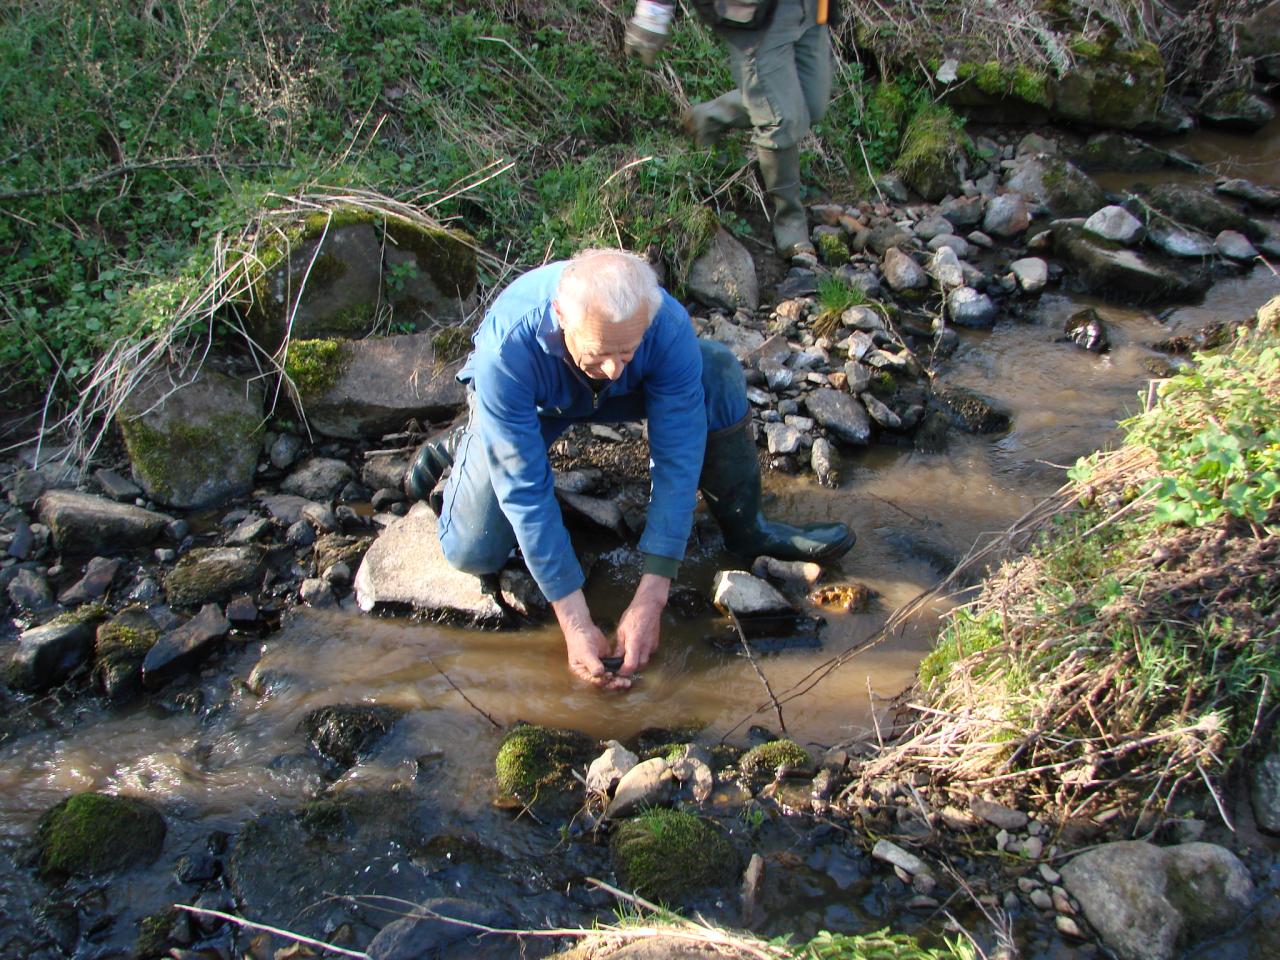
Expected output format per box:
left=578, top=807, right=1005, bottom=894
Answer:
left=555, top=249, right=662, bottom=327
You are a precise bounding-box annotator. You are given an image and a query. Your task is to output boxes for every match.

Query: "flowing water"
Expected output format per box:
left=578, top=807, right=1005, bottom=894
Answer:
left=1, top=125, right=1278, bottom=958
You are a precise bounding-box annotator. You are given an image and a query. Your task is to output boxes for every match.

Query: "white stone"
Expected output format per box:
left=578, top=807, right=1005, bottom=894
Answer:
left=712, top=570, right=793, bottom=616
left=586, top=740, right=639, bottom=795
left=605, top=757, right=673, bottom=818
left=1084, top=205, right=1144, bottom=245
left=872, top=839, right=934, bottom=879
left=1011, top=257, right=1049, bottom=293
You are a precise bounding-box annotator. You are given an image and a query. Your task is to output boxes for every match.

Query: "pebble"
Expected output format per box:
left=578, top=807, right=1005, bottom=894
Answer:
left=1052, top=886, right=1073, bottom=915
left=1021, top=836, right=1044, bottom=860
left=996, top=828, right=1011, bottom=851
left=155, top=548, right=177, bottom=564
left=1039, top=863, right=1062, bottom=884
left=1055, top=916, right=1084, bottom=939
left=1030, top=888, right=1053, bottom=910
left=300, top=578, right=334, bottom=607
left=872, top=839, right=933, bottom=879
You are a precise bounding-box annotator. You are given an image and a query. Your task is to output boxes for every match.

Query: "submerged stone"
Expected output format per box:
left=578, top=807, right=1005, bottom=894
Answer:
left=302, top=703, right=402, bottom=774
left=933, top=386, right=1011, bottom=435
left=36, top=792, right=166, bottom=878
left=142, top=603, right=232, bottom=690
left=1065, top=308, right=1111, bottom=353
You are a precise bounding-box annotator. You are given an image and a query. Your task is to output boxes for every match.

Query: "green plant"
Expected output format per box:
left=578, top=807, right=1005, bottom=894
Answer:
left=800, top=929, right=976, bottom=960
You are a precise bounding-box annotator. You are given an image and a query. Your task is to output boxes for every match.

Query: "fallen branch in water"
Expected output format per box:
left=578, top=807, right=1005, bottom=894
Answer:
left=727, top=607, right=787, bottom=737
left=173, top=904, right=371, bottom=959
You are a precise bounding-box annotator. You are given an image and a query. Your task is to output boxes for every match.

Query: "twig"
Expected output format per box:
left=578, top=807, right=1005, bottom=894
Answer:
left=420, top=647, right=501, bottom=728
left=727, top=608, right=787, bottom=736
left=173, top=904, right=370, bottom=959
left=478, top=36, right=566, bottom=102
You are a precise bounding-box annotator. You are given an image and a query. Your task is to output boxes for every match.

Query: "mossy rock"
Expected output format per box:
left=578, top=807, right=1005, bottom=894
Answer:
left=283, top=339, right=348, bottom=401
left=1052, top=37, right=1164, bottom=129
left=738, top=739, right=813, bottom=782
left=301, top=703, right=403, bottom=774
left=35, top=792, right=166, bottom=878
left=314, top=533, right=374, bottom=572
left=94, top=606, right=161, bottom=703
left=164, top=545, right=265, bottom=607
left=610, top=809, right=738, bottom=902
left=1137, top=183, right=1254, bottom=238
left=944, top=60, right=1053, bottom=124
left=494, top=722, right=595, bottom=816
left=895, top=104, right=971, bottom=202
left=135, top=907, right=179, bottom=960
left=815, top=231, right=851, bottom=267
left=118, top=368, right=263, bottom=509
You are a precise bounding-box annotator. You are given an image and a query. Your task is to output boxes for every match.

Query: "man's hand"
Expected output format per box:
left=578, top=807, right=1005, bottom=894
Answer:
left=552, top=589, right=622, bottom=689
left=613, top=573, right=670, bottom=679
left=624, top=1, right=673, bottom=65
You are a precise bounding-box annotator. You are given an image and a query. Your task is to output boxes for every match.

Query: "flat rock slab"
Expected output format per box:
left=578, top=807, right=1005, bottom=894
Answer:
left=143, top=603, right=232, bottom=690
left=712, top=570, right=793, bottom=616
left=58, top=557, right=122, bottom=606
left=804, top=389, right=872, bottom=445
left=38, top=491, right=170, bottom=556
left=354, top=503, right=537, bottom=626
left=1053, top=223, right=1210, bottom=304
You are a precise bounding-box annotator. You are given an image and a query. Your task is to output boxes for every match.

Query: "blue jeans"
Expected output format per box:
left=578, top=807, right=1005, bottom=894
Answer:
left=438, top=339, right=749, bottom=576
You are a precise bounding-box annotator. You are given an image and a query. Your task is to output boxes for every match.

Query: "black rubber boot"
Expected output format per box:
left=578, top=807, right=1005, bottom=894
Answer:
left=700, top=419, right=856, bottom=563
left=404, top=424, right=466, bottom=509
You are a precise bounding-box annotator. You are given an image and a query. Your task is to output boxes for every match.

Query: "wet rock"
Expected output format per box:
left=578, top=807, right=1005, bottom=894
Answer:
left=810, top=437, right=840, bottom=487
left=687, top=227, right=759, bottom=311
left=1006, top=154, right=1105, bottom=216
left=142, top=603, right=232, bottom=690
left=38, top=491, right=168, bottom=556
left=671, top=754, right=715, bottom=802
left=35, top=792, right=166, bottom=878
left=1216, top=178, right=1280, bottom=210
left=1250, top=726, right=1280, bottom=834
left=881, top=248, right=928, bottom=291
left=165, top=546, right=265, bottom=607
left=117, top=368, right=262, bottom=509
left=281, top=458, right=354, bottom=500
left=494, top=723, right=595, bottom=816
left=1065, top=308, right=1111, bottom=353
left=225, top=595, right=259, bottom=624
left=947, top=286, right=997, bottom=328
left=1214, top=230, right=1259, bottom=260
left=8, top=567, right=53, bottom=611
left=805, top=389, right=872, bottom=445
left=1061, top=841, right=1253, bottom=960
left=739, top=739, right=812, bottom=781
left=1077, top=132, right=1167, bottom=173
left=1053, top=222, right=1210, bottom=303
left=587, top=740, right=639, bottom=795
left=862, top=393, right=902, bottom=429
left=7, top=516, right=34, bottom=559
left=1198, top=88, right=1276, bottom=131
left=314, top=533, right=373, bottom=571
left=1137, top=183, right=1253, bottom=237
left=10, top=469, right=49, bottom=509
left=300, top=577, right=335, bottom=607
left=1148, top=226, right=1217, bottom=258
left=1011, top=257, right=1048, bottom=293
left=751, top=556, right=822, bottom=586
left=606, top=757, right=674, bottom=819
left=227, top=515, right=272, bottom=545
left=286, top=519, right=316, bottom=547
left=269, top=432, right=304, bottom=470
left=8, top=619, right=97, bottom=692
left=302, top=703, right=402, bottom=773
left=367, top=898, right=515, bottom=960
left=557, top=490, right=628, bottom=538
left=94, top=468, right=142, bottom=503
left=711, top=571, right=792, bottom=616
left=610, top=809, right=738, bottom=901
left=95, top=606, right=160, bottom=702
left=763, top=422, right=804, bottom=455
left=300, top=501, right=339, bottom=533
left=57, top=556, right=121, bottom=606
left=354, top=504, right=540, bottom=625
left=1084, top=205, right=1145, bottom=245
left=706, top=315, right=767, bottom=360
left=933, top=387, right=1011, bottom=434
left=982, top=194, right=1032, bottom=237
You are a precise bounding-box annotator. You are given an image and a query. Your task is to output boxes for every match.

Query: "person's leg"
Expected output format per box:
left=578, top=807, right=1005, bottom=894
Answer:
left=793, top=3, right=832, bottom=128
left=436, top=424, right=518, bottom=577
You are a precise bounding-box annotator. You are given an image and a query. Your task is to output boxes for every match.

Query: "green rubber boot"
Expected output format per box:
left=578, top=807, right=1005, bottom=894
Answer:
left=757, top=145, right=816, bottom=261
left=700, top=419, right=855, bottom=563
left=682, top=92, right=751, bottom=148
left=404, top=424, right=466, bottom=511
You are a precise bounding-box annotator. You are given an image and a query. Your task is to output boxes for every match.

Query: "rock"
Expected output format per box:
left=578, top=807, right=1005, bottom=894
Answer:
left=1077, top=132, right=1167, bottom=172
left=281, top=458, right=354, bottom=500
left=872, top=839, right=934, bottom=879
left=606, top=757, right=674, bottom=818
left=687, top=228, right=759, bottom=311
left=982, top=194, right=1032, bottom=237
left=7, top=517, right=34, bottom=559
left=164, top=546, right=265, bottom=607
left=1214, top=230, right=1259, bottom=260
left=269, top=433, right=304, bottom=470
left=302, top=703, right=401, bottom=773
left=494, top=723, right=595, bottom=816
left=928, top=247, right=965, bottom=289
left=300, top=577, right=335, bottom=607
left=38, top=491, right=168, bottom=556
left=1053, top=222, right=1210, bottom=304
left=741, top=853, right=765, bottom=928
left=947, top=287, right=998, bottom=329
left=881, top=248, right=928, bottom=291
left=758, top=358, right=794, bottom=391
left=933, top=386, right=1011, bottom=434
left=141, top=604, right=232, bottom=689
left=94, top=468, right=142, bottom=502
left=843, top=361, right=872, bottom=394
left=1061, top=841, right=1253, bottom=960
left=671, top=754, right=715, bottom=802
left=35, top=792, right=165, bottom=878
left=587, top=741, right=640, bottom=795
left=751, top=556, right=822, bottom=586
left=9, top=470, right=48, bottom=509
left=363, top=450, right=413, bottom=493
left=94, top=606, right=160, bottom=702
left=57, top=557, right=122, bottom=606
left=927, top=233, right=971, bottom=258
left=227, top=516, right=272, bottom=544
left=610, top=809, right=738, bottom=900
left=1138, top=183, right=1253, bottom=237
left=806, top=389, right=872, bottom=445
left=225, top=595, right=259, bottom=625
left=874, top=172, right=910, bottom=204
left=1006, top=154, right=1105, bottom=216
left=1251, top=727, right=1280, bottom=833
left=300, top=501, right=338, bottom=533
left=712, top=571, right=792, bottom=616
left=810, top=437, right=840, bottom=488
left=895, top=105, right=970, bottom=201
left=1017, top=133, right=1058, bottom=156
left=286, top=520, right=315, bottom=547
left=970, top=798, right=1028, bottom=829
left=366, top=898, right=514, bottom=960
left=1050, top=41, right=1166, bottom=130
left=1216, top=178, right=1280, bottom=211
left=862, top=393, right=902, bottom=429
left=763, top=422, right=803, bottom=455
left=1011, top=257, right=1049, bottom=293
left=1084, top=205, right=1145, bottom=245
left=1066, top=308, right=1111, bottom=353
left=354, top=504, right=541, bottom=625
left=913, top=215, right=954, bottom=241
left=1199, top=88, right=1276, bottom=131
left=556, top=491, right=628, bottom=538
left=866, top=222, right=912, bottom=256
left=706, top=315, right=767, bottom=360
left=8, top=567, right=53, bottom=611
left=8, top=619, right=96, bottom=692
left=1148, top=226, right=1217, bottom=258
left=940, top=195, right=985, bottom=229
left=117, top=368, right=262, bottom=509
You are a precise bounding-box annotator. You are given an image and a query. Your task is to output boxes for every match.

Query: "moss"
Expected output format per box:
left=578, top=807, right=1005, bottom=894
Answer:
left=919, top=610, right=1006, bottom=689
left=119, top=410, right=261, bottom=505
left=46, top=603, right=108, bottom=628
left=816, top=232, right=851, bottom=267
left=493, top=723, right=593, bottom=801
left=95, top=611, right=160, bottom=660
left=895, top=104, right=969, bottom=201
left=431, top=325, right=473, bottom=367
left=958, top=61, right=1051, bottom=108
left=306, top=252, right=348, bottom=288
left=36, top=792, right=166, bottom=878
left=135, top=907, right=178, bottom=960
left=610, top=808, right=738, bottom=901
left=738, top=739, right=812, bottom=779
left=164, top=546, right=265, bottom=607
left=283, top=338, right=347, bottom=400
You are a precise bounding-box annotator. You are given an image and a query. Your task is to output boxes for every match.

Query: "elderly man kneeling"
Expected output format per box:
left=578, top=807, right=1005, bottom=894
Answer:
left=406, top=249, right=854, bottom=688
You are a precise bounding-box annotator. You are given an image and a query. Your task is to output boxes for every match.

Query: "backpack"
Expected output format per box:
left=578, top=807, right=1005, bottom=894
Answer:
left=691, top=0, right=779, bottom=30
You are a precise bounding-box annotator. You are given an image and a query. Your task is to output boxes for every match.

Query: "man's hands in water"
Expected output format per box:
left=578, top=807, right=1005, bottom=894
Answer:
left=551, top=574, right=670, bottom=690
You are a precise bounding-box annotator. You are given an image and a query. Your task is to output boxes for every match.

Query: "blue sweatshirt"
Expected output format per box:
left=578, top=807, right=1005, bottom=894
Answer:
left=456, top=261, right=706, bottom=602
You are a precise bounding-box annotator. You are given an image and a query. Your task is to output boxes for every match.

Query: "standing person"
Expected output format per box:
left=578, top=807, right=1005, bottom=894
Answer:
left=625, top=0, right=836, bottom=263
left=405, top=249, right=855, bottom=690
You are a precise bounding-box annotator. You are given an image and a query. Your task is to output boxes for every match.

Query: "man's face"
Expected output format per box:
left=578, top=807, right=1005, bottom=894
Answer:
left=556, top=300, right=651, bottom=382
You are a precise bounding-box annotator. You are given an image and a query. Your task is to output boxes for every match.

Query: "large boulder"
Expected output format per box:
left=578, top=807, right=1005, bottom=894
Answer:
left=1050, top=40, right=1165, bottom=130
left=353, top=503, right=543, bottom=626
left=118, top=368, right=262, bottom=509
left=35, top=792, right=166, bottom=878
left=1052, top=222, right=1210, bottom=304
left=1061, top=841, right=1254, bottom=960
left=1005, top=154, right=1105, bottom=217
left=37, top=491, right=169, bottom=556
left=686, top=227, right=759, bottom=312
left=895, top=105, right=970, bottom=202
left=244, top=212, right=477, bottom=351
left=284, top=333, right=469, bottom=439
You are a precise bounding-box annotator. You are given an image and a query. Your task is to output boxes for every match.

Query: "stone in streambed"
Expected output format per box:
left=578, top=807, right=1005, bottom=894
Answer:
left=94, top=606, right=160, bottom=702
left=57, top=557, right=121, bottom=606
left=711, top=571, right=792, bottom=617
left=947, top=287, right=997, bottom=328
left=164, top=546, right=265, bottom=607
left=1052, top=222, right=1210, bottom=304
left=1084, top=205, right=1145, bottom=245
left=610, top=808, right=738, bottom=901
left=1065, top=307, right=1111, bottom=353
left=933, top=387, right=1011, bottom=435
left=142, top=603, right=232, bottom=690
left=881, top=248, right=928, bottom=292
left=1215, top=230, right=1259, bottom=260
left=606, top=757, right=674, bottom=819
left=686, top=227, right=759, bottom=312
left=281, top=458, right=353, bottom=500
left=7, top=568, right=53, bottom=612
left=38, top=491, right=169, bottom=556
left=7, top=617, right=99, bottom=692
left=35, top=792, right=166, bottom=879
left=302, top=703, right=402, bottom=774
left=494, top=723, right=595, bottom=818
left=367, top=898, right=515, bottom=960
left=982, top=194, right=1032, bottom=238
left=586, top=740, right=640, bottom=795
left=805, top=389, right=871, bottom=445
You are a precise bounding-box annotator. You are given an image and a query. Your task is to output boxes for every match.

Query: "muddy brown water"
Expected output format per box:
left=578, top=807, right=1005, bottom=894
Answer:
left=1, top=130, right=1279, bottom=957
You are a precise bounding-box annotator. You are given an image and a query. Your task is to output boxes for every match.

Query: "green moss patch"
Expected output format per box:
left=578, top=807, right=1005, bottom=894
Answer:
left=494, top=722, right=594, bottom=807
left=36, top=792, right=166, bottom=878
left=895, top=104, right=970, bottom=202
left=956, top=61, right=1051, bottom=108
left=284, top=338, right=348, bottom=400
left=610, top=808, right=738, bottom=901
left=739, top=739, right=812, bottom=780
left=431, top=325, right=473, bottom=367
